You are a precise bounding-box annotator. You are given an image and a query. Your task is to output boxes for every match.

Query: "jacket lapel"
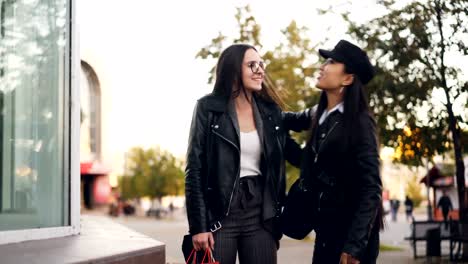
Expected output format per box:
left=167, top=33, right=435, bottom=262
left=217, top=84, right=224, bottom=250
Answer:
left=251, top=97, right=265, bottom=148
left=315, top=112, right=343, bottom=155
left=206, top=94, right=275, bottom=152
left=204, top=94, right=240, bottom=149
left=253, top=95, right=278, bottom=163
left=227, top=100, right=240, bottom=146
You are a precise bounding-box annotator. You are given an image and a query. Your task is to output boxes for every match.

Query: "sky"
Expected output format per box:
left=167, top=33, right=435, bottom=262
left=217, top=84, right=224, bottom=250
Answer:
left=77, top=0, right=467, bottom=182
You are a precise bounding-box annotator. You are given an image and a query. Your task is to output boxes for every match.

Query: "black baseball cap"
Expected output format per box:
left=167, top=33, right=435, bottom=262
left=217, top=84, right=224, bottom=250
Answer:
left=319, top=40, right=375, bottom=85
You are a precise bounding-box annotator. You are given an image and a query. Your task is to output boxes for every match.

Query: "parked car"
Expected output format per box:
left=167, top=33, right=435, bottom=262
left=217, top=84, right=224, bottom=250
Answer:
left=146, top=207, right=169, bottom=219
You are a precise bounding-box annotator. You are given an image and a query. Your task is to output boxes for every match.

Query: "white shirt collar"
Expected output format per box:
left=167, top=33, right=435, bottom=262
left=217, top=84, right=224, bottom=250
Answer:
left=319, top=102, right=344, bottom=125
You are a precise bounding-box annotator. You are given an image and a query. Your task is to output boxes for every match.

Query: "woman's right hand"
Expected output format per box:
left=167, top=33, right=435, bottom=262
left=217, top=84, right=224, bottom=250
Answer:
left=192, top=232, right=214, bottom=251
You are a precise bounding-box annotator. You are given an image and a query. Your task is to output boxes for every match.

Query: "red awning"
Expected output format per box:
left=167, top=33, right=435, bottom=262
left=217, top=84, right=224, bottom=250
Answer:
left=420, top=166, right=443, bottom=186
left=420, top=164, right=467, bottom=187
left=80, top=161, right=110, bottom=175
left=432, top=176, right=454, bottom=187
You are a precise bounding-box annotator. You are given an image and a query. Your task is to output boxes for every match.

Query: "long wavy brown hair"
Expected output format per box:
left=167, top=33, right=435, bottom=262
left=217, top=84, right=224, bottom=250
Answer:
left=212, top=44, right=285, bottom=109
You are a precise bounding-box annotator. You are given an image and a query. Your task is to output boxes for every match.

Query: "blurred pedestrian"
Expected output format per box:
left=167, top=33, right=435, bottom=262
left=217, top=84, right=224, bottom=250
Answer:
left=390, top=198, right=400, bottom=222
left=404, top=195, right=414, bottom=222
left=437, top=190, right=453, bottom=227
left=169, top=202, right=174, bottom=213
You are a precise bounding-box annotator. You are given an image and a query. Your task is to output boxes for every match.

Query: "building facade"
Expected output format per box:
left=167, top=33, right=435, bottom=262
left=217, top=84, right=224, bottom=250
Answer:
left=0, top=2, right=164, bottom=262
left=80, top=60, right=110, bottom=209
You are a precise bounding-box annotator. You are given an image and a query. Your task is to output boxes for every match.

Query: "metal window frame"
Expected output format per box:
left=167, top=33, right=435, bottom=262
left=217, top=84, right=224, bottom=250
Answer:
left=0, top=0, right=80, bottom=245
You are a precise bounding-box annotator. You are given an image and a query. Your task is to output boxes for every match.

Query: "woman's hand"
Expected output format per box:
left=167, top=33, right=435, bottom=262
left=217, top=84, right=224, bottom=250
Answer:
left=340, top=252, right=360, bottom=264
left=192, top=232, right=215, bottom=251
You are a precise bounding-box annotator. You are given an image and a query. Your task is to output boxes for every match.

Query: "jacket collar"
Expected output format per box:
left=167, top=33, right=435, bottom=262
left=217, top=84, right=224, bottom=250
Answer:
left=253, top=93, right=277, bottom=117
left=319, top=102, right=344, bottom=125
left=203, top=94, right=229, bottom=113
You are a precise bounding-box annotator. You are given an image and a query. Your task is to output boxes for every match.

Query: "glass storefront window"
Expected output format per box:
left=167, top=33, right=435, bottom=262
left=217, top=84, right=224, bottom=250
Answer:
left=0, top=0, right=70, bottom=231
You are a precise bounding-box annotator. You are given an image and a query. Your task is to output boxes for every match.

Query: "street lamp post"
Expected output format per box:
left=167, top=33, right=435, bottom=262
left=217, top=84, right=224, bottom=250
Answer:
left=426, top=160, right=433, bottom=221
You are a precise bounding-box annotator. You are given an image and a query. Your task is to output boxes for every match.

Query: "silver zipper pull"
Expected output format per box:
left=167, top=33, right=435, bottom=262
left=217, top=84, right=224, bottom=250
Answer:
left=318, top=192, right=324, bottom=212
left=314, top=155, right=318, bottom=163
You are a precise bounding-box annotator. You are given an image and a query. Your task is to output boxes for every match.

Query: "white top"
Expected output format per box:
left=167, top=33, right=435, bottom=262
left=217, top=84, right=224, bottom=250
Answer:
left=318, top=102, right=344, bottom=125
left=239, top=130, right=262, bottom=177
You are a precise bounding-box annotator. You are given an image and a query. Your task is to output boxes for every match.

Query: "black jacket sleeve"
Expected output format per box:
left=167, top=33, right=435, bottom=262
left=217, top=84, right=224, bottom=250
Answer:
left=342, top=113, right=383, bottom=259
left=284, top=135, right=302, bottom=168
left=281, top=105, right=317, bottom=132
left=281, top=106, right=317, bottom=167
left=185, top=101, right=209, bottom=235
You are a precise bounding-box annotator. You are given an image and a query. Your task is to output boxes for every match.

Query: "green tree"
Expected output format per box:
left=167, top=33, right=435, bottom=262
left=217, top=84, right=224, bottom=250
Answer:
left=196, top=5, right=322, bottom=188
left=345, top=0, right=467, bottom=224
left=196, top=5, right=261, bottom=84
left=118, top=147, right=185, bottom=203
left=118, top=174, right=139, bottom=200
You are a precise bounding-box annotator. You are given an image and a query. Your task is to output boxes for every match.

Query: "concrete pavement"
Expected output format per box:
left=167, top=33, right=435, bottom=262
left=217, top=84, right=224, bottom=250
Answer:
left=93, top=209, right=463, bottom=263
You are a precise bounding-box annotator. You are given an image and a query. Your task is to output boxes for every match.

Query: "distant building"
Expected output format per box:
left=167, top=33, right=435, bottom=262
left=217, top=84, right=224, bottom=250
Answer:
left=80, top=61, right=110, bottom=209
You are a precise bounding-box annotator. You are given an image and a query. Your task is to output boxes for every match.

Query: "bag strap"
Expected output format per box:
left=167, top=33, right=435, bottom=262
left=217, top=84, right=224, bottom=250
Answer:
left=186, top=249, right=197, bottom=264
left=201, top=248, right=216, bottom=263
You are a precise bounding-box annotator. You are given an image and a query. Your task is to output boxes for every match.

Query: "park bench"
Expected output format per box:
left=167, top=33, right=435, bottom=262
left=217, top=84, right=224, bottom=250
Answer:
left=404, top=218, right=453, bottom=258
left=449, top=220, right=468, bottom=261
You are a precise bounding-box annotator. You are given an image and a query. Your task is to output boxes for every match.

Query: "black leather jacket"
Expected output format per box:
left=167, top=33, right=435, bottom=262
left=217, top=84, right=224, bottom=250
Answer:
left=283, top=108, right=382, bottom=260
left=185, top=94, right=302, bottom=235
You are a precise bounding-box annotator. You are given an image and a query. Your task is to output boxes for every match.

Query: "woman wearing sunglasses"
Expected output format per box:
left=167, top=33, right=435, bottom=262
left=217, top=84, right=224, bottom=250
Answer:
left=185, top=44, right=301, bottom=264
left=283, top=40, right=383, bottom=264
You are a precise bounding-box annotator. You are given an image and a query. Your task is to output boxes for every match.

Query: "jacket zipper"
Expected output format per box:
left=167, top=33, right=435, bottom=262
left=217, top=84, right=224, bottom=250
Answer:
left=311, top=121, right=339, bottom=163
left=212, top=129, right=240, bottom=216
left=273, top=133, right=283, bottom=202
left=314, top=121, right=339, bottom=212
left=318, top=191, right=324, bottom=212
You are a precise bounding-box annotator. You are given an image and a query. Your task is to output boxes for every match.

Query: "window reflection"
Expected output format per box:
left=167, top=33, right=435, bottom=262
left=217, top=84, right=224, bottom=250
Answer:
left=0, top=0, right=70, bottom=231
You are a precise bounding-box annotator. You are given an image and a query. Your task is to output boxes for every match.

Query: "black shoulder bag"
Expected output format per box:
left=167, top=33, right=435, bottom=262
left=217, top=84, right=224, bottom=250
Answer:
left=280, top=172, right=318, bottom=240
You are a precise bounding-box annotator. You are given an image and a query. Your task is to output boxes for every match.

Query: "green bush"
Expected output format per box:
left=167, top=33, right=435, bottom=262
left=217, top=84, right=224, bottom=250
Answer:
left=405, top=174, right=425, bottom=207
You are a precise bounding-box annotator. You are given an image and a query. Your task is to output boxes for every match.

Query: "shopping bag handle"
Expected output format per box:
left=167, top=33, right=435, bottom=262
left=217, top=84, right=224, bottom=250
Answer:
left=201, top=248, right=216, bottom=263
left=186, top=249, right=197, bottom=264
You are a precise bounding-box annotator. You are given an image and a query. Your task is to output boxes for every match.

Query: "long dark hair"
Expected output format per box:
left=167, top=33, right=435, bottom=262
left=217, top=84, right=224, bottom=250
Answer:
left=212, top=44, right=284, bottom=108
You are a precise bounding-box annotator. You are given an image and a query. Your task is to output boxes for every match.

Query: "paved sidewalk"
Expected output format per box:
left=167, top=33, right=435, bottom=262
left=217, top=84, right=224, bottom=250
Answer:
left=89, top=209, right=464, bottom=263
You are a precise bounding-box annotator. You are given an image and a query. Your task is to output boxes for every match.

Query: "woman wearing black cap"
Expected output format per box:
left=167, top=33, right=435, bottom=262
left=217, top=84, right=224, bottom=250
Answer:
left=283, top=40, right=383, bottom=264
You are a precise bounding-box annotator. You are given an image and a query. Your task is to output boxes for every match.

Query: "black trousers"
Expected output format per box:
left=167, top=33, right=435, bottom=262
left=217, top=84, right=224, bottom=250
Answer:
left=212, top=176, right=277, bottom=264
left=312, top=211, right=379, bottom=264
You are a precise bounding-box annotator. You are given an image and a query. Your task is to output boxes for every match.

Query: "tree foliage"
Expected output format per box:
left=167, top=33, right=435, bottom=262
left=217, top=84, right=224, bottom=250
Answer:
left=345, top=0, right=467, bottom=220
left=118, top=147, right=185, bottom=200
left=405, top=174, right=425, bottom=208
